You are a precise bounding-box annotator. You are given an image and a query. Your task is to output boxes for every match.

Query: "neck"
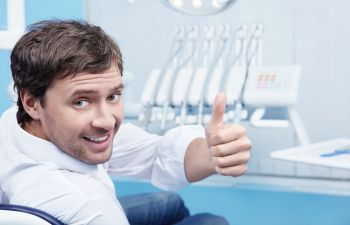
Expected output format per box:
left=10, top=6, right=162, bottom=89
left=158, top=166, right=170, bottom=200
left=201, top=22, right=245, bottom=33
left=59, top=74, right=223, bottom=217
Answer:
left=22, top=120, right=48, bottom=140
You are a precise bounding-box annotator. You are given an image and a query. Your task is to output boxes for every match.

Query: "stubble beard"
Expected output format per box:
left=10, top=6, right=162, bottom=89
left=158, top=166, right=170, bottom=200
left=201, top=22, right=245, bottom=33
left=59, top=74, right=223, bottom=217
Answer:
left=43, top=111, right=111, bottom=165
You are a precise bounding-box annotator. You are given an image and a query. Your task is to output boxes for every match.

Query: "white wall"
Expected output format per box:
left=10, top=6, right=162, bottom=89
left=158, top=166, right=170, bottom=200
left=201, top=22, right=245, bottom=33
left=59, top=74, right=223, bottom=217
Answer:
left=86, top=0, right=350, bottom=180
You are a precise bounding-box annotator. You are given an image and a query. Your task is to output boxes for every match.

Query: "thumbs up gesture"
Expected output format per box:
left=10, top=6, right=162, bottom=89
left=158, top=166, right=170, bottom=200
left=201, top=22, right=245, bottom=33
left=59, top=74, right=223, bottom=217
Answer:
left=205, top=93, right=251, bottom=176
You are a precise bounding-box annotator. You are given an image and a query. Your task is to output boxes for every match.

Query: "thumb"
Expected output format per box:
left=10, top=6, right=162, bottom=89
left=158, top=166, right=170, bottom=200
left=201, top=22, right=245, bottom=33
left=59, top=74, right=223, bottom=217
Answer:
left=207, top=92, right=227, bottom=129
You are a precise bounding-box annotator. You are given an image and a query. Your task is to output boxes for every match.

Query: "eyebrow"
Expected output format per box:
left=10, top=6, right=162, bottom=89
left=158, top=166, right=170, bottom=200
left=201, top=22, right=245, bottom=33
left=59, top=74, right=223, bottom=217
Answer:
left=71, top=84, right=124, bottom=97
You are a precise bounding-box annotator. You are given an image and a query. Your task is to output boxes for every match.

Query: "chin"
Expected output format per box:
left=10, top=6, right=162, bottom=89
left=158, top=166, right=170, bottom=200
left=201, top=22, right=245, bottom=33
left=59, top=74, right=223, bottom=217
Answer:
left=83, top=158, right=109, bottom=165
left=84, top=152, right=112, bottom=165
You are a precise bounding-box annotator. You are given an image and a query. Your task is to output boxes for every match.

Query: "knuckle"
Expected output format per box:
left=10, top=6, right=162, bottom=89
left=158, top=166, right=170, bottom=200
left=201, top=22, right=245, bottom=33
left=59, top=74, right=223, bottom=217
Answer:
left=235, top=158, right=243, bottom=165
left=215, top=157, right=225, bottom=167
left=233, top=165, right=247, bottom=176
left=213, top=131, right=225, bottom=143
left=237, top=153, right=250, bottom=165
left=211, top=146, right=218, bottom=155
left=213, top=145, right=224, bottom=156
left=219, top=169, right=229, bottom=176
left=244, top=151, right=251, bottom=161
left=241, top=138, right=252, bottom=150
left=234, top=124, right=246, bottom=136
left=221, top=165, right=247, bottom=177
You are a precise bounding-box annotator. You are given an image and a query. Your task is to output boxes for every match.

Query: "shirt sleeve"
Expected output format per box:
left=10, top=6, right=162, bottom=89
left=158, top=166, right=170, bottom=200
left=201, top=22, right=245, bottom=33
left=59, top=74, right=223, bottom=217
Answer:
left=107, top=123, right=205, bottom=190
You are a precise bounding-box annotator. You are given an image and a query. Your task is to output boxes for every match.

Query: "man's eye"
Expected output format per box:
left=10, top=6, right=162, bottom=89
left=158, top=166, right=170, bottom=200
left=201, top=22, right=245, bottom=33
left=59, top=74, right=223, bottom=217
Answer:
left=74, top=100, right=89, bottom=108
left=108, top=93, right=122, bottom=102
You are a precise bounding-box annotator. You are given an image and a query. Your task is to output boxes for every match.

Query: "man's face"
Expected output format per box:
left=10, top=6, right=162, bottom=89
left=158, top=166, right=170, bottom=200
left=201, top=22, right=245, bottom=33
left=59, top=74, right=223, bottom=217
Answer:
left=30, top=66, right=124, bottom=164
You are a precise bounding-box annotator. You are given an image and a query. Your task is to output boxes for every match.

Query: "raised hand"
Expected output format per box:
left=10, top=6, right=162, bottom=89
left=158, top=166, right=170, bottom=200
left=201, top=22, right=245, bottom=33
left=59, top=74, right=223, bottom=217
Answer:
left=205, top=93, right=251, bottom=176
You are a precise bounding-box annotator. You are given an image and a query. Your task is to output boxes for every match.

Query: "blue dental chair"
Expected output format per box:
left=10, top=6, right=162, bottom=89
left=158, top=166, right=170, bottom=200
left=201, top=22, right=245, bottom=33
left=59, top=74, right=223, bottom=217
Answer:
left=0, top=204, right=65, bottom=225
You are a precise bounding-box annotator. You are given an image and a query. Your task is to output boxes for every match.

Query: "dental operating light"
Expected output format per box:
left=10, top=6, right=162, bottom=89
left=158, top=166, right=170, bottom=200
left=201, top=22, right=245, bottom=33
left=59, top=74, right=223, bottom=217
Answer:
left=161, top=0, right=234, bottom=16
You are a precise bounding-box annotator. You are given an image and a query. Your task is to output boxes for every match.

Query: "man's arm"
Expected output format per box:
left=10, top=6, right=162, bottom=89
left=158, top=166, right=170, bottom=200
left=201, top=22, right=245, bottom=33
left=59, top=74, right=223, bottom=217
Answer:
left=184, top=93, right=251, bottom=182
left=108, top=94, right=250, bottom=189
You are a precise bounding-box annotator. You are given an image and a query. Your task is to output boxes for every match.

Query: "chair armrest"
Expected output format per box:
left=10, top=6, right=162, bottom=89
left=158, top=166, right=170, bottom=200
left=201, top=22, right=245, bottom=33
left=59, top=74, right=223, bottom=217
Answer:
left=0, top=204, right=65, bottom=225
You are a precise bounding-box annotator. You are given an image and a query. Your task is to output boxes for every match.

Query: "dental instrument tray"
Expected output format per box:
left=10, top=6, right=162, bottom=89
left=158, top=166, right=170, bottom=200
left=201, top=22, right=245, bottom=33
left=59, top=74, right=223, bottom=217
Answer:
left=271, top=138, right=350, bottom=170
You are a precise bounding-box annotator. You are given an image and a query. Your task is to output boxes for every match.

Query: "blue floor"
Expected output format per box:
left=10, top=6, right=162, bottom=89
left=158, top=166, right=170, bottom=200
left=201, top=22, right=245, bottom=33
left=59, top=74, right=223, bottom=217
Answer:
left=113, top=178, right=350, bottom=225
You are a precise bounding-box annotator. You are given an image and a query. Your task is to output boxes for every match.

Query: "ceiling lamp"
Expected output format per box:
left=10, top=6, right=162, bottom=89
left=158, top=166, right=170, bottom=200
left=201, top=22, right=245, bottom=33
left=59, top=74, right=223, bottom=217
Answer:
left=162, top=0, right=234, bottom=16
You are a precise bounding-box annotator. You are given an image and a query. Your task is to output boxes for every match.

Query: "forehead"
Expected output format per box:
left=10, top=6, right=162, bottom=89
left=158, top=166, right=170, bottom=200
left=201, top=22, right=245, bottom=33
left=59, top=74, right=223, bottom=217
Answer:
left=51, top=67, right=122, bottom=91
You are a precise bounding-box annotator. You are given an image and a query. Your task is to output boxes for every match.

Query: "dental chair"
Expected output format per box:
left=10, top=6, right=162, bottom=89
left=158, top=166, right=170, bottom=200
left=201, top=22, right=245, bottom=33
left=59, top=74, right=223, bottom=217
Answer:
left=0, top=204, right=65, bottom=225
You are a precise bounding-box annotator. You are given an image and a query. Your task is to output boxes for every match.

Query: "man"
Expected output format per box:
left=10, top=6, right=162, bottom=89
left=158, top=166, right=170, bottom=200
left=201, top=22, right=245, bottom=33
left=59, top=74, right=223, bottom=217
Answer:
left=0, top=20, right=251, bottom=225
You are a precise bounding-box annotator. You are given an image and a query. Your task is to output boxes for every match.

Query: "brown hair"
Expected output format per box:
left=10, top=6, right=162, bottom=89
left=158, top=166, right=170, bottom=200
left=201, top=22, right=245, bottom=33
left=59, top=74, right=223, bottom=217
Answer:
left=11, top=19, right=123, bottom=123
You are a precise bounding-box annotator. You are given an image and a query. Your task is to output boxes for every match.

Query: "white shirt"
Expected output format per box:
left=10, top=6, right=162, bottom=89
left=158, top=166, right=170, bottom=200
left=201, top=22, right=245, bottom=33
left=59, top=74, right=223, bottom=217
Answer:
left=0, top=106, right=205, bottom=225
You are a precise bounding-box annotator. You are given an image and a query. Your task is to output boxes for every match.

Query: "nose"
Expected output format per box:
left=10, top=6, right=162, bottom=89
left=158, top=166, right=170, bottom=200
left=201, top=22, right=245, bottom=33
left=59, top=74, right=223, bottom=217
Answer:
left=91, top=104, right=117, bottom=131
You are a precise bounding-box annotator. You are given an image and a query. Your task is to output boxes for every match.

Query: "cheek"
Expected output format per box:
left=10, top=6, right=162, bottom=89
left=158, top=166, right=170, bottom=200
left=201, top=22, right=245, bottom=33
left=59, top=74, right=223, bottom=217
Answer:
left=44, top=108, right=85, bottom=134
left=118, top=101, right=124, bottom=119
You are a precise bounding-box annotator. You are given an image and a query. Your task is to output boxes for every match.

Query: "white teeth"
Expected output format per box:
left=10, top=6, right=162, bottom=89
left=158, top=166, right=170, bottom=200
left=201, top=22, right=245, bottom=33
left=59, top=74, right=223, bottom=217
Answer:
left=84, top=136, right=108, bottom=143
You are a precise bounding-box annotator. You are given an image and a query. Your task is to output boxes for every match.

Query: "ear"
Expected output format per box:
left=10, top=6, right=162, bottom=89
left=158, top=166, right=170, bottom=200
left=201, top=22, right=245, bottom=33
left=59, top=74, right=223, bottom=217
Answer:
left=20, top=89, right=42, bottom=120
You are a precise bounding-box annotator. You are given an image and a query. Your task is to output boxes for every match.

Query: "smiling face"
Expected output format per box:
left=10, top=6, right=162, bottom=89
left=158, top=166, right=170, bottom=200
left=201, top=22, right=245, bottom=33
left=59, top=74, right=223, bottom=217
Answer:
left=22, top=66, right=124, bottom=164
